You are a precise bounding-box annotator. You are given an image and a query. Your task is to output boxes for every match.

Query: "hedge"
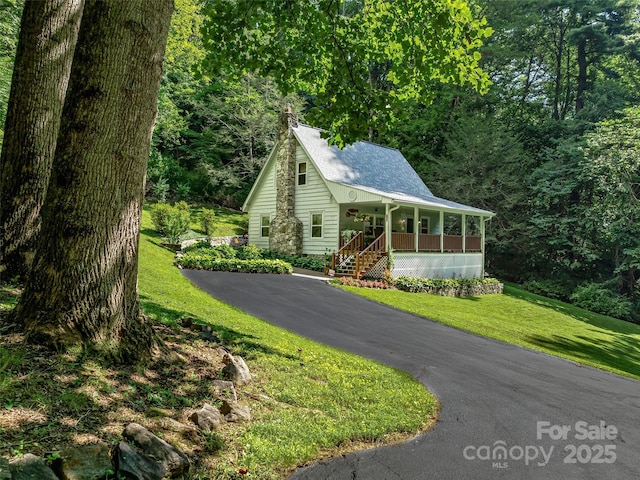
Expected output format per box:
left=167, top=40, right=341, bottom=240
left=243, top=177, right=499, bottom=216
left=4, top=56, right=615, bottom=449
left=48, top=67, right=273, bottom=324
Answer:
left=177, top=252, right=292, bottom=274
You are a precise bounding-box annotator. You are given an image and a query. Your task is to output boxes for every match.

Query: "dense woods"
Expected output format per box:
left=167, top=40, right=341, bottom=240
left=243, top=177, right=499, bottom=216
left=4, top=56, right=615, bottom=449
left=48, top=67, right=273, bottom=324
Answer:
left=0, top=0, right=639, bottom=342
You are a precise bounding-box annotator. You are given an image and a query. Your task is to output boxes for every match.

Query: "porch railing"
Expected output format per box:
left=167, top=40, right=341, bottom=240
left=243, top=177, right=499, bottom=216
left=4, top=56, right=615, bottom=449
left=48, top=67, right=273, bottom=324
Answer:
left=391, top=233, right=482, bottom=252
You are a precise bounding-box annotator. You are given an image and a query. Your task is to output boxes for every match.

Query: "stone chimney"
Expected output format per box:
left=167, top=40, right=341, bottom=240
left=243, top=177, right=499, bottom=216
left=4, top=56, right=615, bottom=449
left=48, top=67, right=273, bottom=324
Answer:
left=269, top=108, right=303, bottom=255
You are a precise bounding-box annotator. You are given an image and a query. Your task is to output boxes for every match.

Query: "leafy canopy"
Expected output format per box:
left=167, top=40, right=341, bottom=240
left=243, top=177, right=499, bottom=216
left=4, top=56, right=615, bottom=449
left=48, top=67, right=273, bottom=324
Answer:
left=201, top=0, right=492, bottom=144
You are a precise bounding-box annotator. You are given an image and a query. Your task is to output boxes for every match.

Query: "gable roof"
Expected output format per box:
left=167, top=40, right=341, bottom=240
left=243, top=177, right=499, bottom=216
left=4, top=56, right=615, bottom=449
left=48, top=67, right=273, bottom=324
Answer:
left=292, top=124, right=494, bottom=216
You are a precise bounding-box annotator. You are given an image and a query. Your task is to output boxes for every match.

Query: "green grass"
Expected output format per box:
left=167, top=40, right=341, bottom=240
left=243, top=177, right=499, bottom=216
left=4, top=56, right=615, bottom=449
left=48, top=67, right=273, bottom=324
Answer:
left=339, top=284, right=640, bottom=380
left=138, top=206, right=436, bottom=478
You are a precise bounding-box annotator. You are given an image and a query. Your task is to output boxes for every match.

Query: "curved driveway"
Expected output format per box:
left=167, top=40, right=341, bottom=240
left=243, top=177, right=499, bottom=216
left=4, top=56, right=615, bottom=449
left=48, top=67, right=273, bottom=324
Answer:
left=182, top=270, right=640, bottom=480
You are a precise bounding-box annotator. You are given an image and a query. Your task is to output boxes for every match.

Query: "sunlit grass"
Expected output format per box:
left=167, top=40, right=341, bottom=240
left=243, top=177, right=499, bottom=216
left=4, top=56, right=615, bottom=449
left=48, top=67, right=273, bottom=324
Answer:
left=340, top=284, right=640, bottom=380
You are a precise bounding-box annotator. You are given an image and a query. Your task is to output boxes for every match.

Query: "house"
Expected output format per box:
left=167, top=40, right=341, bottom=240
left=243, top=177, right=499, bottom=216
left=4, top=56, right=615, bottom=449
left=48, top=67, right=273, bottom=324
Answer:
left=242, top=110, right=495, bottom=279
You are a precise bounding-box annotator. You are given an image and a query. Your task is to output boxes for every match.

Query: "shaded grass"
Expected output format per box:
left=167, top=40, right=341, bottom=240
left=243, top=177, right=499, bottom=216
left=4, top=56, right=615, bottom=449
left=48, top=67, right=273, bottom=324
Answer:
left=339, top=284, right=640, bottom=380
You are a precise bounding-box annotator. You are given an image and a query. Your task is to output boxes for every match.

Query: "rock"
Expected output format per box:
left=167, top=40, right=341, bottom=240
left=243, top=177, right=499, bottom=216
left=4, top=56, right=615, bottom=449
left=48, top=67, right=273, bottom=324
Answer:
left=114, top=441, right=165, bottom=480
left=9, top=454, right=58, bottom=480
left=220, top=401, right=251, bottom=423
left=221, top=353, right=252, bottom=386
left=0, top=457, right=11, bottom=480
left=155, top=417, right=197, bottom=436
left=123, top=423, right=190, bottom=478
left=189, top=403, right=222, bottom=432
left=181, top=317, right=194, bottom=329
left=211, top=380, right=237, bottom=403
left=199, top=327, right=220, bottom=343
left=53, top=443, right=113, bottom=480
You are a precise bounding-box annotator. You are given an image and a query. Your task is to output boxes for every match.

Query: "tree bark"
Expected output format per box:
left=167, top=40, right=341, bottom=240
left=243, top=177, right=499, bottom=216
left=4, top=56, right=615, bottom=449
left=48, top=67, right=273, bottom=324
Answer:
left=0, top=0, right=84, bottom=282
left=14, top=0, right=174, bottom=362
left=575, top=37, right=587, bottom=112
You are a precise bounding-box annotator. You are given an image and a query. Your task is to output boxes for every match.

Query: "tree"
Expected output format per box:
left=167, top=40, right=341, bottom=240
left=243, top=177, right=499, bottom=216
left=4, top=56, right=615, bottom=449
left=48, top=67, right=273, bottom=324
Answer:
left=201, top=0, right=492, bottom=144
left=0, top=0, right=84, bottom=282
left=12, top=0, right=174, bottom=362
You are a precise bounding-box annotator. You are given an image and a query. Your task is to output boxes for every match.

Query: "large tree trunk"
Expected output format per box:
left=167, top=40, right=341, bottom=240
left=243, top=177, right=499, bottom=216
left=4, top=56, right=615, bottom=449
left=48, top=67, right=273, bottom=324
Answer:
left=0, top=0, right=84, bottom=282
left=13, top=0, right=174, bottom=363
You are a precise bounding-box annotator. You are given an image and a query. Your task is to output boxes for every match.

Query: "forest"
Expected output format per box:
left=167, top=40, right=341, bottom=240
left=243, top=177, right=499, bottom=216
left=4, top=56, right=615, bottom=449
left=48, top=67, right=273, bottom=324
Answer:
left=1, top=0, right=639, bottom=323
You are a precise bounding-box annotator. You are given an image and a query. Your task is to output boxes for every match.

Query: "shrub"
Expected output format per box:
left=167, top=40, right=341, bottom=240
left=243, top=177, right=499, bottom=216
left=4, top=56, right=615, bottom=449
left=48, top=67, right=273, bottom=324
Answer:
left=151, top=203, right=191, bottom=243
left=570, top=282, right=632, bottom=320
left=164, top=207, right=191, bottom=244
left=235, top=244, right=264, bottom=260
left=177, top=251, right=292, bottom=274
left=523, top=278, right=575, bottom=301
left=261, top=250, right=325, bottom=272
left=393, top=276, right=501, bottom=295
left=337, top=277, right=393, bottom=289
left=200, top=208, right=216, bottom=237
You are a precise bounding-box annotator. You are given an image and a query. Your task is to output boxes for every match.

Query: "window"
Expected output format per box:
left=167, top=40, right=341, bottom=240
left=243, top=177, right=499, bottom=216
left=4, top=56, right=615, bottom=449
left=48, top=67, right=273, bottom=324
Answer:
left=311, top=212, right=323, bottom=238
left=261, top=215, right=270, bottom=237
left=297, top=162, right=307, bottom=186
left=420, top=217, right=430, bottom=234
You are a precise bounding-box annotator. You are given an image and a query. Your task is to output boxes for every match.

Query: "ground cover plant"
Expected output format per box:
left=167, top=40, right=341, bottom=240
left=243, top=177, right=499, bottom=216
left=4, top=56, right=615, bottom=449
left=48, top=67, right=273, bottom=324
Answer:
left=0, top=207, right=436, bottom=479
left=339, top=284, right=640, bottom=380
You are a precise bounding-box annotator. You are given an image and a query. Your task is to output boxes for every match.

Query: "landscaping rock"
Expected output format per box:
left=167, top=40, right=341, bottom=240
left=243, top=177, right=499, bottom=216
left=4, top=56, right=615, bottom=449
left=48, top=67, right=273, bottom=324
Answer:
left=9, top=454, right=58, bottom=480
left=221, top=353, right=252, bottom=386
left=155, top=417, right=197, bottom=436
left=53, top=443, right=113, bottom=480
left=211, top=380, right=237, bottom=403
left=189, top=403, right=222, bottom=432
left=0, top=457, right=11, bottom=480
left=199, top=325, right=221, bottom=343
left=220, top=400, right=251, bottom=423
left=114, top=441, right=165, bottom=480
left=123, top=423, right=190, bottom=478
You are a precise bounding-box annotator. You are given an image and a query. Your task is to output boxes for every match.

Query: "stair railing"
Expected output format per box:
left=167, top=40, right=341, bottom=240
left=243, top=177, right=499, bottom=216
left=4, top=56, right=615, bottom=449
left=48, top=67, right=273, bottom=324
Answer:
left=332, top=231, right=364, bottom=271
left=356, top=233, right=386, bottom=278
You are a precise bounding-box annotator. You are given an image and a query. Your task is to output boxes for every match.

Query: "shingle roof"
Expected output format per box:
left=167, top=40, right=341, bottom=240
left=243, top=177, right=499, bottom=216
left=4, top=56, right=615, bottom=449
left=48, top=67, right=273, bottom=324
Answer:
left=292, top=124, right=494, bottom=216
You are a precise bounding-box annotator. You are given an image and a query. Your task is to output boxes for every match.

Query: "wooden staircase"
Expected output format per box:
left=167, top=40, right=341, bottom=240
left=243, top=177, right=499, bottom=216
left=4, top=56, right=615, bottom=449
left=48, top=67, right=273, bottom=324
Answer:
left=332, top=232, right=387, bottom=279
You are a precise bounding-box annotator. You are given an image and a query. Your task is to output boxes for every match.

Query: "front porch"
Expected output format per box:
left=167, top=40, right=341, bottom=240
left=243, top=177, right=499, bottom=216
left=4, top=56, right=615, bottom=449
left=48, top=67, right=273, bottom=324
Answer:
left=332, top=204, right=488, bottom=279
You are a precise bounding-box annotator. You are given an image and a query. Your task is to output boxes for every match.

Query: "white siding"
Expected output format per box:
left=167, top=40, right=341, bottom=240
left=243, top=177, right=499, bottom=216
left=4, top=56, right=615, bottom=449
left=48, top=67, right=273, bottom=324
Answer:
left=294, top=149, right=340, bottom=255
left=392, top=253, right=483, bottom=279
left=246, top=160, right=276, bottom=249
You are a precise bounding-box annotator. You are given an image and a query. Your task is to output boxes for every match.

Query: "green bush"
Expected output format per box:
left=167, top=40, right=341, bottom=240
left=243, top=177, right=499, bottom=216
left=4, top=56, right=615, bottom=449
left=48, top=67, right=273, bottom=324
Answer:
left=522, top=278, right=575, bottom=301
left=151, top=203, right=191, bottom=243
left=261, top=250, right=325, bottom=272
left=177, top=251, right=292, bottom=274
left=200, top=208, right=216, bottom=237
left=394, top=276, right=500, bottom=293
left=235, top=244, right=263, bottom=260
left=150, top=203, right=173, bottom=235
left=570, top=282, right=632, bottom=320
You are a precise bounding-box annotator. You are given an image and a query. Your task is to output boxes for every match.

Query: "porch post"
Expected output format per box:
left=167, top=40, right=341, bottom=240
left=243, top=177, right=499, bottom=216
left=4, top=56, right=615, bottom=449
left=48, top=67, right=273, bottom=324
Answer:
left=481, top=216, right=486, bottom=277
left=462, top=213, right=466, bottom=253
left=439, top=211, right=444, bottom=253
left=414, top=206, right=419, bottom=252
left=385, top=203, right=390, bottom=251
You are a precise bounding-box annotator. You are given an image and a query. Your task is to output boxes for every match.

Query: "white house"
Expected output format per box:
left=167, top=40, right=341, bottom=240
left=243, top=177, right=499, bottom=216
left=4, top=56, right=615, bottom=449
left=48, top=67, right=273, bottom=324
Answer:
left=242, top=110, right=495, bottom=279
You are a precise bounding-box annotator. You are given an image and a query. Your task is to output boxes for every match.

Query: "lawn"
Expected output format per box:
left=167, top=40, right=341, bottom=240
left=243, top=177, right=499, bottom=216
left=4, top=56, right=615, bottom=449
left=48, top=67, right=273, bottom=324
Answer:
left=0, top=208, right=436, bottom=480
left=339, top=284, right=640, bottom=380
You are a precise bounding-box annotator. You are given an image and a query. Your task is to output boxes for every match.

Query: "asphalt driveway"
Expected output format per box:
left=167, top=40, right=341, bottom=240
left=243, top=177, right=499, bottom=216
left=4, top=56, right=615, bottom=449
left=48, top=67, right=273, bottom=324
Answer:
left=182, top=270, right=640, bottom=480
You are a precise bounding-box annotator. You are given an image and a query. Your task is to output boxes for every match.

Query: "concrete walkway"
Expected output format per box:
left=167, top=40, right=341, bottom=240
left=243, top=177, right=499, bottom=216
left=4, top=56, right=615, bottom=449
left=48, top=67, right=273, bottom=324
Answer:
left=182, top=270, right=640, bottom=480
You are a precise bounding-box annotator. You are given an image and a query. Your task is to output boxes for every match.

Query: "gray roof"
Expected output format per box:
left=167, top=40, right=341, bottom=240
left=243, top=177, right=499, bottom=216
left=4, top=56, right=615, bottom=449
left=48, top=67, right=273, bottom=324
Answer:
left=293, top=124, right=494, bottom=216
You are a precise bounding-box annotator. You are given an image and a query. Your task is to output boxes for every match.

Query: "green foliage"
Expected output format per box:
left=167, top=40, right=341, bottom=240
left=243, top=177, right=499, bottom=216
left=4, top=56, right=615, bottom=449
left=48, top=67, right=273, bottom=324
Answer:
left=177, top=251, right=292, bottom=274
left=522, top=278, right=576, bottom=302
left=200, top=208, right=216, bottom=237
left=260, top=250, right=325, bottom=272
left=151, top=202, right=192, bottom=243
left=235, top=244, right=262, bottom=261
left=393, top=276, right=500, bottom=294
left=202, top=0, right=492, bottom=145
left=570, top=282, right=633, bottom=321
